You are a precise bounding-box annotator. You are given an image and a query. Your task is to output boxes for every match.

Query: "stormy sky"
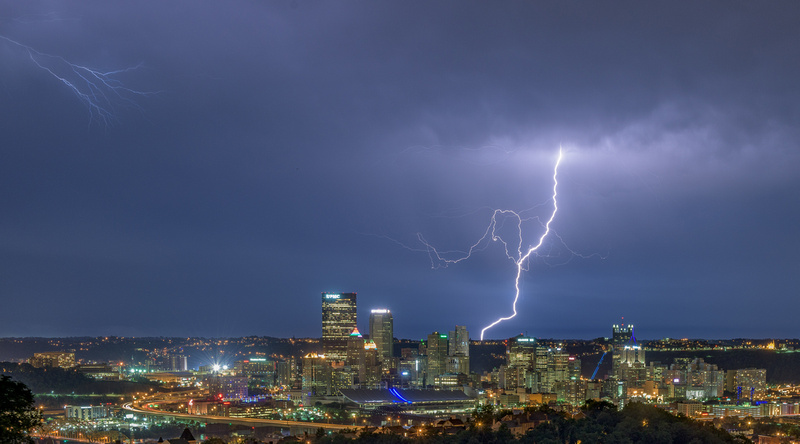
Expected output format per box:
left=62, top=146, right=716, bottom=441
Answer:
left=1, top=1, right=798, bottom=340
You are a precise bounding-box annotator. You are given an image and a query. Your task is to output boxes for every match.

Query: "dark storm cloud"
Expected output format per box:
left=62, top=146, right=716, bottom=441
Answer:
left=0, top=1, right=798, bottom=339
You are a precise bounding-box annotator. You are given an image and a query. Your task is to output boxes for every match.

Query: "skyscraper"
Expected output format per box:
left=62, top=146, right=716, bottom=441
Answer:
left=345, top=327, right=365, bottom=366
left=302, top=353, right=331, bottom=396
left=447, top=325, right=469, bottom=374
left=369, top=309, right=393, bottom=361
left=448, top=325, right=469, bottom=357
left=612, top=323, right=633, bottom=345
left=321, top=292, right=357, bottom=362
left=507, top=335, right=538, bottom=369
left=611, top=322, right=634, bottom=378
left=426, top=332, right=449, bottom=381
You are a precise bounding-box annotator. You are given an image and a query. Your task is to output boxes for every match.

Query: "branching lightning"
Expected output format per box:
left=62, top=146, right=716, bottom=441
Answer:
left=417, top=148, right=564, bottom=340
left=1, top=34, right=157, bottom=127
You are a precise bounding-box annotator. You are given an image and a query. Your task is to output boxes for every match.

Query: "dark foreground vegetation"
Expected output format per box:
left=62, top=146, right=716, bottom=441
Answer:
left=310, top=402, right=750, bottom=444
left=1, top=375, right=43, bottom=444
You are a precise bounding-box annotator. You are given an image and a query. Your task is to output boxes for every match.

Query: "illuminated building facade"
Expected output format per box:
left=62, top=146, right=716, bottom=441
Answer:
left=398, top=355, right=425, bottom=388
left=612, top=325, right=646, bottom=397
left=302, top=353, right=332, bottom=396
left=507, top=335, right=538, bottom=369
left=611, top=322, right=633, bottom=378
left=234, top=357, right=273, bottom=377
left=359, top=340, right=382, bottom=387
left=342, top=328, right=381, bottom=389
left=76, top=364, right=119, bottom=380
left=501, top=335, right=536, bottom=391
left=65, top=405, right=112, bottom=420
left=500, top=335, right=581, bottom=402
left=369, top=309, right=393, bottom=361
left=726, top=368, right=767, bottom=400
left=321, top=292, right=357, bottom=362
left=207, top=375, right=249, bottom=400
left=168, top=354, right=188, bottom=372
left=426, top=332, right=449, bottom=383
left=447, top=325, right=470, bottom=374
left=345, top=327, right=365, bottom=366
left=29, top=351, right=76, bottom=368
left=339, top=388, right=476, bottom=415
left=538, top=347, right=573, bottom=394
left=276, top=357, right=300, bottom=389
left=612, top=323, right=633, bottom=343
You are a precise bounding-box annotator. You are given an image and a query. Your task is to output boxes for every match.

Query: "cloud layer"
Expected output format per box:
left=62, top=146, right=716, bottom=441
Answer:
left=1, top=1, right=798, bottom=339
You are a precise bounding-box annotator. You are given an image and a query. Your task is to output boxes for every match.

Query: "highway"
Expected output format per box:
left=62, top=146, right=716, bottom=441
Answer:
left=122, top=400, right=360, bottom=433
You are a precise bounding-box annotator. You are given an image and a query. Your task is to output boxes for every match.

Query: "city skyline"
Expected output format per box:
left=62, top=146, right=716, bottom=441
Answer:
left=1, top=2, right=799, bottom=340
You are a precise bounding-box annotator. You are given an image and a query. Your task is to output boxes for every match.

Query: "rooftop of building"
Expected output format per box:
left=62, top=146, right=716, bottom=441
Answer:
left=340, top=388, right=474, bottom=405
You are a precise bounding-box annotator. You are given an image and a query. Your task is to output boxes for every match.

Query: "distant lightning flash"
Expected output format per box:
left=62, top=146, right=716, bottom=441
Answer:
left=0, top=34, right=156, bottom=127
left=418, top=148, right=563, bottom=340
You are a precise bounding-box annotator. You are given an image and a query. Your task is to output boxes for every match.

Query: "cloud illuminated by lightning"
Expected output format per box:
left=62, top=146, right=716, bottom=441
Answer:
left=417, top=148, right=563, bottom=340
left=1, top=34, right=157, bottom=127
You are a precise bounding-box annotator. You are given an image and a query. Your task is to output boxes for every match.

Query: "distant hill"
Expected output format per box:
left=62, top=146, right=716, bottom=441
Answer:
left=1, top=362, right=158, bottom=394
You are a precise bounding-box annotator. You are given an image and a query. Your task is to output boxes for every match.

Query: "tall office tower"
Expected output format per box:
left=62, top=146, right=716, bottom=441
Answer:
left=612, top=322, right=633, bottom=344
left=540, top=347, right=571, bottom=393
left=611, top=322, right=634, bottom=378
left=426, top=332, right=449, bottom=382
left=321, top=292, right=357, bottom=362
left=276, top=356, right=301, bottom=389
left=502, top=335, right=538, bottom=391
left=345, top=327, right=365, bottom=366
left=447, top=325, right=470, bottom=374
left=360, top=340, right=382, bottom=388
left=449, top=325, right=469, bottom=356
left=613, top=325, right=646, bottom=393
left=507, top=335, right=538, bottom=368
left=369, top=309, right=394, bottom=361
left=301, top=353, right=332, bottom=396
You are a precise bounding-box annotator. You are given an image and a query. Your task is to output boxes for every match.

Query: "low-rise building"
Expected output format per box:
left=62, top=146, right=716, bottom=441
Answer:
left=340, top=388, right=476, bottom=416
left=491, top=412, right=550, bottom=436
left=65, top=405, right=112, bottom=420
left=29, top=352, right=76, bottom=368
left=206, top=375, right=248, bottom=400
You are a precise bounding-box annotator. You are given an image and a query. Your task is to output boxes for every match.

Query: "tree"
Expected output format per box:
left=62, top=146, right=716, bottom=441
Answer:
left=471, top=403, right=495, bottom=428
left=0, top=375, right=43, bottom=444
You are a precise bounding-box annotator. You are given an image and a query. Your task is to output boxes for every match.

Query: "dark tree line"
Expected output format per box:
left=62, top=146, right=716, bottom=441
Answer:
left=1, top=362, right=159, bottom=395
left=315, top=402, right=751, bottom=444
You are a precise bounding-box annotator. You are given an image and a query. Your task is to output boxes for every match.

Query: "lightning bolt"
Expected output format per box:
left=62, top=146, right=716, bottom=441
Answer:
left=417, top=148, right=563, bottom=340
left=1, top=34, right=157, bottom=128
